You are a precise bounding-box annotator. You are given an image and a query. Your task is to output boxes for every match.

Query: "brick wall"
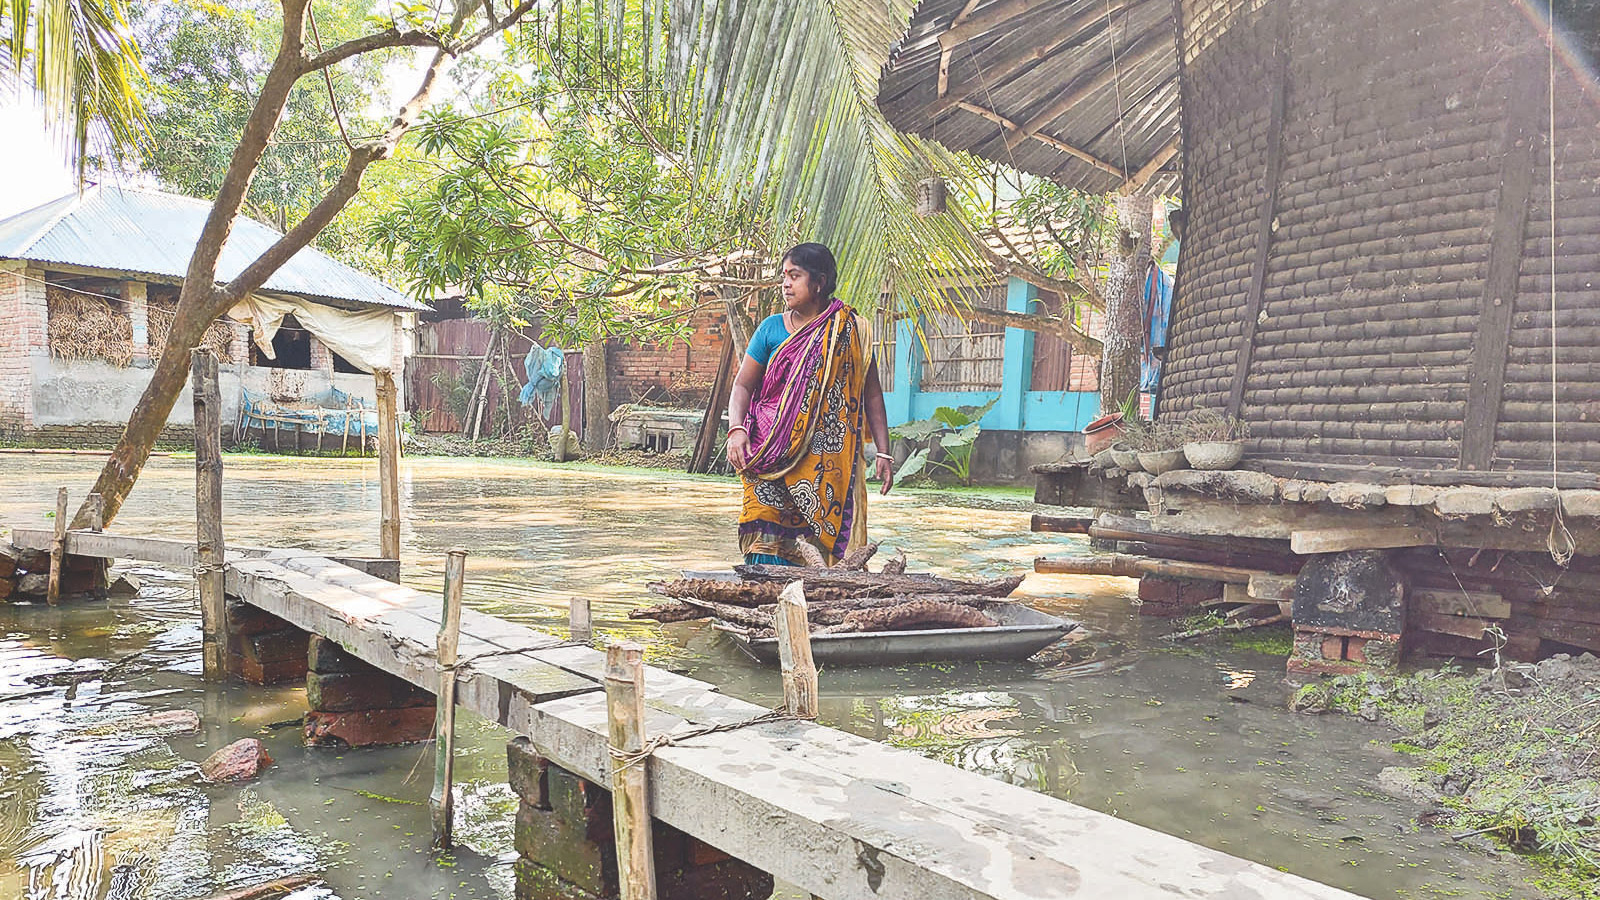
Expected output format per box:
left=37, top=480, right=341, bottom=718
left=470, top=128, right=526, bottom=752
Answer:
left=0, top=263, right=47, bottom=427
left=1162, top=0, right=1600, bottom=468
left=0, top=423, right=207, bottom=450
left=607, top=305, right=729, bottom=406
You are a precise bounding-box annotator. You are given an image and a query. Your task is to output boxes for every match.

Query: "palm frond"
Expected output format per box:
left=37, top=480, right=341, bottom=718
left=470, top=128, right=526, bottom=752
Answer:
left=2, top=0, right=148, bottom=178
left=653, top=0, right=992, bottom=320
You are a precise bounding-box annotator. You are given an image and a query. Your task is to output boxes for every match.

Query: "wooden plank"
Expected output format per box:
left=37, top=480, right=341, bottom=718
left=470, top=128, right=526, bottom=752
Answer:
left=1246, top=459, right=1600, bottom=490
left=605, top=642, right=657, bottom=900
left=193, top=349, right=227, bottom=681
left=1226, top=0, right=1288, bottom=419
left=1034, top=553, right=1266, bottom=584
left=1413, top=588, right=1511, bottom=620
left=521, top=690, right=1362, bottom=900
left=48, top=487, right=67, bottom=604
left=1248, top=574, right=1298, bottom=603
left=1289, top=526, right=1435, bottom=554
left=1460, top=54, right=1545, bottom=471
left=569, top=595, right=593, bottom=644
left=432, top=548, right=467, bottom=851
left=1411, top=609, right=1493, bottom=640
left=774, top=582, right=818, bottom=719
left=1030, top=514, right=1093, bottom=534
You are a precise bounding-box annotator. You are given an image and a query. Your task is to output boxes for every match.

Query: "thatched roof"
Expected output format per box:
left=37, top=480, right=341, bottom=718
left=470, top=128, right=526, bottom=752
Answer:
left=878, top=0, right=1182, bottom=194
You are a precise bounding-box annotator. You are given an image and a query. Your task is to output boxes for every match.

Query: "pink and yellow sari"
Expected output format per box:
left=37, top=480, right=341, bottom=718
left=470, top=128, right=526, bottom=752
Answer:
left=739, top=299, right=872, bottom=565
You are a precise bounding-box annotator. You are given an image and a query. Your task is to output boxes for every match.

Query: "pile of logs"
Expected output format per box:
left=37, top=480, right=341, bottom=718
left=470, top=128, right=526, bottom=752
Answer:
left=631, top=542, right=1025, bottom=638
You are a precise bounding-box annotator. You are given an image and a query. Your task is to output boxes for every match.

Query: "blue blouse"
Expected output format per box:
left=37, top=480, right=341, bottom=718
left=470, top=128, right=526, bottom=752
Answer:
left=744, top=313, right=791, bottom=365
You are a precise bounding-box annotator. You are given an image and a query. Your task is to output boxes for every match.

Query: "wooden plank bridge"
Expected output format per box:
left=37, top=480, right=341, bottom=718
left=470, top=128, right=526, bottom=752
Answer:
left=10, top=526, right=1365, bottom=900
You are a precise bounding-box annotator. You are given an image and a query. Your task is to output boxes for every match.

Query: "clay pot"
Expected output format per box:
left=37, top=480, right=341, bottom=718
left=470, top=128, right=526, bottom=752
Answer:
left=1083, top=412, right=1123, bottom=455
left=1109, top=443, right=1142, bottom=472
left=1137, top=448, right=1189, bottom=475
left=1184, top=440, right=1244, bottom=471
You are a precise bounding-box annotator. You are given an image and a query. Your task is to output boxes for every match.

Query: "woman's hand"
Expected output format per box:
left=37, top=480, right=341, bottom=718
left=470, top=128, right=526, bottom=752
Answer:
left=875, top=454, right=894, bottom=495
left=727, top=429, right=751, bottom=471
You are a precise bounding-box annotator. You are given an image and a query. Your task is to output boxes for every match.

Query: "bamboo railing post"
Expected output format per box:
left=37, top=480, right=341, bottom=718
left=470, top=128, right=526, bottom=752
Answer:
left=774, top=581, right=819, bottom=719
left=555, top=364, right=572, bottom=463
left=47, top=487, right=67, bottom=605
left=192, top=350, right=227, bottom=680
left=605, top=641, right=657, bottom=900
left=431, top=547, right=467, bottom=851
left=570, top=595, right=592, bottom=644
left=375, top=369, right=401, bottom=560
left=85, top=493, right=104, bottom=532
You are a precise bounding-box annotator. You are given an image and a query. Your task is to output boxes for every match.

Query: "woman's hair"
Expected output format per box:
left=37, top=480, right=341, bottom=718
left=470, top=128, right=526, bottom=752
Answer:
left=780, top=243, right=838, bottom=299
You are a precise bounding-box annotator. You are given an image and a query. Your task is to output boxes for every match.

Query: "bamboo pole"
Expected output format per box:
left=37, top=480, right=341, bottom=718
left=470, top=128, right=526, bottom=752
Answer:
left=555, top=364, right=573, bottom=462
left=774, top=581, right=818, bottom=719
left=605, top=641, right=657, bottom=900
left=375, top=369, right=401, bottom=560
left=47, top=487, right=67, bottom=605
left=192, top=350, right=227, bottom=680
left=431, top=547, right=467, bottom=851
left=570, top=595, right=592, bottom=644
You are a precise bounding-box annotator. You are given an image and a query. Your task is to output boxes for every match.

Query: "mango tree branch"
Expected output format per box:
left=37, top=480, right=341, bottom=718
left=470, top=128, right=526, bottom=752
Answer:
left=303, top=28, right=447, bottom=71
left=958, top=305, right=1103, bottom=357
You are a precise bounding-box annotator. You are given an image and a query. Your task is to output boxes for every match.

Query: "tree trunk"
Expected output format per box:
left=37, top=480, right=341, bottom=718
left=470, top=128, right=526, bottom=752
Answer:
left=582, top=338, right=610, bottom=451
left=1098, top=194, right=1154, bottom=415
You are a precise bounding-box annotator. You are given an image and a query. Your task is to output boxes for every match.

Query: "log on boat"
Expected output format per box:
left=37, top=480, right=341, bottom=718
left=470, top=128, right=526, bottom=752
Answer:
left=815, top=599, right=998, bottom=635
left=733, top=565, right=1024, bottom=597
left=650, top=579, right=855, bottom=606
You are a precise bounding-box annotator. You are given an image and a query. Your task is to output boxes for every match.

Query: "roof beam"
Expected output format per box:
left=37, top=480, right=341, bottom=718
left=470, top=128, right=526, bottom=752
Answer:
left=937, top=0, right=987, bottom=96
left=1119, top=138, right=1180, bottom=193
left=938, top=0, right=1058, bottom=51
left=955, top=101, right=1128, bottom=180
left=933, top=0, right=1141, bottom=112
left=1003, top=28, right=1171, bottom=150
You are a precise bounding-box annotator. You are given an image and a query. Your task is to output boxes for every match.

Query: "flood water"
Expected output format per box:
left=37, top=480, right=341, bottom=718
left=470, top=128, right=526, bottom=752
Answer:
left=0, top=453, right=1547, bottom=899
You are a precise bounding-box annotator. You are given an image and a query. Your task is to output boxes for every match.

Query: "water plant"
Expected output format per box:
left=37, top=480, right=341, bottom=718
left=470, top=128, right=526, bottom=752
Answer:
left=891, top=397, right=997, bottom=486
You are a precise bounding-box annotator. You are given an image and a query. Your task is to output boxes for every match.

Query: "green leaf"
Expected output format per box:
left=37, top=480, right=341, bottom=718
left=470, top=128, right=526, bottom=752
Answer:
left=891, top=419, right=944, bottom=441
left=894, top=448, right=929, bottom=481
left=932, top=406, right=971, bottom=428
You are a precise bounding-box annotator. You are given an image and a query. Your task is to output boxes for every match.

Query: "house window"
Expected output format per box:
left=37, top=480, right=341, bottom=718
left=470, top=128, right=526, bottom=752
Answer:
left=332, top=351, right=364, bottom=375
left=252, top=314, right=312, bottom=369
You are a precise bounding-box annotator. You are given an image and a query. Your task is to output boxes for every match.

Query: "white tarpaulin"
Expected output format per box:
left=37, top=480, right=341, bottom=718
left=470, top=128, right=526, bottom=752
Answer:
left=229, top=294, right=397, bottom=372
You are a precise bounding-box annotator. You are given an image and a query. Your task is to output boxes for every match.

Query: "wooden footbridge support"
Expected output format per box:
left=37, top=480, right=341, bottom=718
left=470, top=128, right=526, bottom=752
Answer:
left=8, top=528, right=1366, bottom=900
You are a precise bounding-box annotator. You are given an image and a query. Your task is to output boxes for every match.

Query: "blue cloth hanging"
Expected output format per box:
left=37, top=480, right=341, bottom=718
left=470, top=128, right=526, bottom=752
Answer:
left=519, top=343, right=567, bottom=412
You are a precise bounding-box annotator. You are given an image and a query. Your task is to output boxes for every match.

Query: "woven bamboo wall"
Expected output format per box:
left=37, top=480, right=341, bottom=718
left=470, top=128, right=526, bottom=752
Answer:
left=1162, top=0, right=1600, bottom=471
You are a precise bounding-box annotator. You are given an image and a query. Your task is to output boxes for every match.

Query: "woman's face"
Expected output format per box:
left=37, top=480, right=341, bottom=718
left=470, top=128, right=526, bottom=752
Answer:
left=781, top=260, right=818, bottom=310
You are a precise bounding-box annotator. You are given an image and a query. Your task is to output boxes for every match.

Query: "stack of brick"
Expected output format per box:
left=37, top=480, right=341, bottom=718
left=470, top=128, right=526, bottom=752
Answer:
left=226, top=598, right=310, bottom=684
left=0, top=544, right=107, bottom=601
left=1136, top=575, right=1224, bottom=617
left=506, top=737, right=773, bottom=900
left=1286, top=551, right=1407, bottom=677
left=302, top=635, right=435, bottom=748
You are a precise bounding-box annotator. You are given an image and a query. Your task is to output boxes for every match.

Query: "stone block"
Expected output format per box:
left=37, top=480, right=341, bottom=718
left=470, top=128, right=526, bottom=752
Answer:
left=1433, top=487, right=1496, bottom=517
left=516, top=801, right=613, bottom=894
left=1292, top=551, right=1407, bottom=634
left=308, top=635, right=363, bottom=673
left=304, top=705, right=435, bottom=748
left=306, top=671, right=431, bottom=713
left=234, top=628, right=311, bottom=665
left=1561, top=490, right=1600, bottom=518
left=1494, top=488, right=1559, bottom=515
left=508, top=738, right=550, bottom=809
left=1327, top=482, right=1386, bottom=509
left=1384, top=485, right=1440, bottom=507
left=547, top=765, right=612, bottom=836
left=515, top=859, right=605, bottom=900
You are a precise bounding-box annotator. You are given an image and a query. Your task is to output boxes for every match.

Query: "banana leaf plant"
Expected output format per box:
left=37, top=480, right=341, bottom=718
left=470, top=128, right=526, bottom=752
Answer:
left=890, top=397, right=998, bottom=486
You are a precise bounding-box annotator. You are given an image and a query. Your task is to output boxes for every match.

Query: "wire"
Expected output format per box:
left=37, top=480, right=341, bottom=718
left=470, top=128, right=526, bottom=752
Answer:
left=1103, top=0, right=1132, bottom=176
left=1546, top=3, right=1574, bottom=566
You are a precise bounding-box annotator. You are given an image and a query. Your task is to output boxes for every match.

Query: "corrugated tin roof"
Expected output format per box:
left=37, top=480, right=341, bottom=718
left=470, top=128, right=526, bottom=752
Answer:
left=878, top=0, right=1181, bottom=195
left=0, top=185, right=425, bottom=311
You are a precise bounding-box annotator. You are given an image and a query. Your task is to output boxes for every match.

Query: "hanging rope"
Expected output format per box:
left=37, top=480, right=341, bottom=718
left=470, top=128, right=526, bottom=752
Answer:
left=1103, top=0, right=1132, bottom=177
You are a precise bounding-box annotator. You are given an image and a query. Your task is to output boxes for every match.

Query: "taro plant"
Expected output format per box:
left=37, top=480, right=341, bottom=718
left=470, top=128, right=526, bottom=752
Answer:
left=891, top=397, right=998, bottom=486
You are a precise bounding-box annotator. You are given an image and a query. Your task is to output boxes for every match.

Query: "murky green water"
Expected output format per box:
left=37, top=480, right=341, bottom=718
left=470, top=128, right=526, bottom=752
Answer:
left=0, top=454, right=1546, bottom=898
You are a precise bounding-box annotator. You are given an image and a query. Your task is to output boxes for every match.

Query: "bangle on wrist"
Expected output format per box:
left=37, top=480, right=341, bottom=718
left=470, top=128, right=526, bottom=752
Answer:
left=727, top=424, right=748, bottom=436
left=875, top=452, right=894, bottom=461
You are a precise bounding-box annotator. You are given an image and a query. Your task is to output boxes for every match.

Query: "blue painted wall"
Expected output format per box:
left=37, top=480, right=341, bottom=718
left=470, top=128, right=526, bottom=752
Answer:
left=882, top=276, right=1098, bottom=433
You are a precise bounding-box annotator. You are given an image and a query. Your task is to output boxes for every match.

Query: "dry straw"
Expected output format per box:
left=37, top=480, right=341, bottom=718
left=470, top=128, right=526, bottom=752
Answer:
left=47, top=286, right=133, bottom=366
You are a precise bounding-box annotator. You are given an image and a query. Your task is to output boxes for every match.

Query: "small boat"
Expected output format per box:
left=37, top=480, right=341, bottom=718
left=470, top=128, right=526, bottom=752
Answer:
left=676, top=570, right=1077, bottom=666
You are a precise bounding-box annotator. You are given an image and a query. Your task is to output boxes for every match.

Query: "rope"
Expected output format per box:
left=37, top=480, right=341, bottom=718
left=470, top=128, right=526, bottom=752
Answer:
left=1545, top=5, right=1575, bottom=567
left=607, top=707, right=811, bottom=773
left=1103, top=0, right=1132, bottom=177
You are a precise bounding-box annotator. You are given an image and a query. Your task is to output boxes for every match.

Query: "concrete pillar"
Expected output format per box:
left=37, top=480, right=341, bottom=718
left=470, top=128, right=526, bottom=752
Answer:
left=995, top=277, right=1037, bottom=432
left=507, top=738, right=774, bottom=900
left=125, top=280, right=150, bottom=366
left=1286, top=550, right=1407, bottom=676
left=302, top=635, right=434, bottom=748
left=884, top=316, right=918, bottom=428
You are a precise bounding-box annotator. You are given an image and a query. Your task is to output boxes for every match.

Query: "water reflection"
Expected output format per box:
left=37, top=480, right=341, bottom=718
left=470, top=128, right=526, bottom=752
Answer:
left=0, top=455, right=1550, bottom=898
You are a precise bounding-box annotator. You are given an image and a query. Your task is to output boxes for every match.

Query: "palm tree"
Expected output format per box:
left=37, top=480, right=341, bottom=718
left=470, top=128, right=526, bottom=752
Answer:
left=2, top=0, right=147, bottom=175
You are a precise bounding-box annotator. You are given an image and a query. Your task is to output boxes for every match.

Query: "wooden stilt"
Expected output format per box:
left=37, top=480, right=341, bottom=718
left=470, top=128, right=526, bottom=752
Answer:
left=192, top=349, right=227, bottom=681
left=555, top=364, right=572, bottom=463
left=774, top=581, right=818, bottom=719
left=570, top=595, right=592, bottom=644
left=605, top=641, right=657, bottom=900
left=85, top=493, right=104, bottom=532
left=375, top=369, right=401, bottom=560
left=47, top=487, right=67, bottom=605
left=431, top=547, right=467, bottom=851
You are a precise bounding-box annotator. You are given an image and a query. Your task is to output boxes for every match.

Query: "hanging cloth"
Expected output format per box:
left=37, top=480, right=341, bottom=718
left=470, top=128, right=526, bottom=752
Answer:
left=519, top=343, right=567, bottom=413
left=228, top=294, right=397, bottom=372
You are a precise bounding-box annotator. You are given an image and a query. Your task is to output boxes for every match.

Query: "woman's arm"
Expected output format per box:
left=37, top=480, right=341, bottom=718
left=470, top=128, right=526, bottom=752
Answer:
left=726, top=355, right=765, bottom=471
left=863, top=360, right=893, bottom=494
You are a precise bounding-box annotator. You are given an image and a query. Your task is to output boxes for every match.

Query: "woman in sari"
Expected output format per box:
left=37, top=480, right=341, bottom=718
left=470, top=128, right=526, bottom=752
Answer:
left=726, top=243, right=893, bottom=566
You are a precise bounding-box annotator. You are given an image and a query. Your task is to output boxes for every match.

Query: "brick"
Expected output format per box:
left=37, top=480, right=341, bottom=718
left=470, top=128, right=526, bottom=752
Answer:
left=1321, top=635, right=1346, bottom=661
left=515, top=800, right=613, bottom=894
left=305, top=671, right=431, bottom=712
left=307, top=635, right=362, bottom=673
left=227, top=651, right=307, bottom=685
left=303, top=705, right=435, bottom=748
left=227, top=598, right=293, bottom=637
left=234, top=628, right=310, bottom=665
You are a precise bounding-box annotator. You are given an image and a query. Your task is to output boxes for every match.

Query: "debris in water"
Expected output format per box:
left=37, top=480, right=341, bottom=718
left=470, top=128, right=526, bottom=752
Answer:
left=202, top=739, right=274, bottom=783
